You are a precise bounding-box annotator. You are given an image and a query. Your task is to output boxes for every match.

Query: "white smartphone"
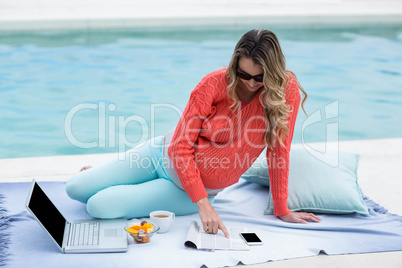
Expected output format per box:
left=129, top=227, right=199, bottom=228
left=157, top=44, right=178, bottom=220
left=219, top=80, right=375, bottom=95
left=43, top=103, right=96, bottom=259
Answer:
left=239, top=232, right=263, bottom=245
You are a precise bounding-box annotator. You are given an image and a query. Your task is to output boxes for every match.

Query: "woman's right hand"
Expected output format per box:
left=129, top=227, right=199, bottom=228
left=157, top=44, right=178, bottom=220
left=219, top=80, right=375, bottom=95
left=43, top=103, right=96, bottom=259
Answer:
left=196, top=197, right=230, bottom=238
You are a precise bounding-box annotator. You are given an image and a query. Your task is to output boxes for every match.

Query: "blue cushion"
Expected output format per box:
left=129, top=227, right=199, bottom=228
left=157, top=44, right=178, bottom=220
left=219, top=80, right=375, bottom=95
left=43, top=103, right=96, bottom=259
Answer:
left=241, top=148, right=369, bottom=215
left=241, top=158, right=270, bottom=187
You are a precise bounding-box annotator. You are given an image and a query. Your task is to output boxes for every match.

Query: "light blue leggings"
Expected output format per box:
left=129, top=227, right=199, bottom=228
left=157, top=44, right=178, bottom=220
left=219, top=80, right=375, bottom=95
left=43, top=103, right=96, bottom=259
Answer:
left=66, top=137, right=213, bottom=219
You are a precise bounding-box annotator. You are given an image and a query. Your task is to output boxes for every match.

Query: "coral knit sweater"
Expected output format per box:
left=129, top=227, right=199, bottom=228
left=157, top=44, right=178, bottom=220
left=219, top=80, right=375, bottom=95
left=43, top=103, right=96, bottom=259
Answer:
left=168, top=68, right=300, bottom=216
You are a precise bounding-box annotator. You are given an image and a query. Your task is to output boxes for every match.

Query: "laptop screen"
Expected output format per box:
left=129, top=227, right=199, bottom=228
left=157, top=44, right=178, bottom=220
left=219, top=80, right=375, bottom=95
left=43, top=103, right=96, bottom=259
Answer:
left=28, top=182, right=67, bottom=247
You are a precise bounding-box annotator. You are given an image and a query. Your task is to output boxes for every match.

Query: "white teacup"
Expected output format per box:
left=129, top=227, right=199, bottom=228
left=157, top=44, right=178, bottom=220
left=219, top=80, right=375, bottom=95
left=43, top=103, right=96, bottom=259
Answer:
left=149, top=211, right=175, bottom=233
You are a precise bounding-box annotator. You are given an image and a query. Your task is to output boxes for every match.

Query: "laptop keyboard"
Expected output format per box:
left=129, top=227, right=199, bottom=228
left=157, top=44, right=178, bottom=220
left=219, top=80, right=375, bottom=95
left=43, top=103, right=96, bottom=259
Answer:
left=69, top=222, right=100, bottom=246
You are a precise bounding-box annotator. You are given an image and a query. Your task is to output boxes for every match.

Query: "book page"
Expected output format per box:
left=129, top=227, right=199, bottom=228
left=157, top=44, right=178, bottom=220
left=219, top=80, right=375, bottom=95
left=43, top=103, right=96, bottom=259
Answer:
left=199, top=231, right=217, bottom=249
left=214, top=233, right=232, bottom=249
left=185, top=221, right=249, bottom=251
left=184, top=221, right=200, bottom=249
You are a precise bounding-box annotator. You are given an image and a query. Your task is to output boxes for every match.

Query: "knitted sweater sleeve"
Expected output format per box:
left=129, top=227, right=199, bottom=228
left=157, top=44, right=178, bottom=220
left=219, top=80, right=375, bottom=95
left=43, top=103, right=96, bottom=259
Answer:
left=267, top=75, right=301, bottom=216
left=167, top=72, right=219, bottom=203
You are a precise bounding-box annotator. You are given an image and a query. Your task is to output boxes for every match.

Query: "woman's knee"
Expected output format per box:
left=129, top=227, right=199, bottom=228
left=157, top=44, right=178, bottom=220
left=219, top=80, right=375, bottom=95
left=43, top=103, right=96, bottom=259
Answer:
left=65, top=172, right=92, bottom=203
left=86, top=194, right=109, bottom=219
left=86, top=186, right=135, bottom=219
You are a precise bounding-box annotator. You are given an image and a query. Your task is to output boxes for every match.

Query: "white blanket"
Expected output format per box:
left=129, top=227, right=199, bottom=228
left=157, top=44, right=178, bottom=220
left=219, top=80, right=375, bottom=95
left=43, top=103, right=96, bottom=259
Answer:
left=2, top=180, right=402, bottom=268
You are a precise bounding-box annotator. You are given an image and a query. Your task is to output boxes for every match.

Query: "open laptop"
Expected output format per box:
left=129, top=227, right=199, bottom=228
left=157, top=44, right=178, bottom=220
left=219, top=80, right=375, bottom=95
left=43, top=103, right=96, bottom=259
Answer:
left=25, top=179, right=128, bottom=253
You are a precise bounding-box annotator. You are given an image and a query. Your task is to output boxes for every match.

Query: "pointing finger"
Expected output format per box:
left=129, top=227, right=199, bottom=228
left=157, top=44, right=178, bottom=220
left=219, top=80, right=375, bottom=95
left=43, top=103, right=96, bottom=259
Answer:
left=219, top=222, right=230, bottom=238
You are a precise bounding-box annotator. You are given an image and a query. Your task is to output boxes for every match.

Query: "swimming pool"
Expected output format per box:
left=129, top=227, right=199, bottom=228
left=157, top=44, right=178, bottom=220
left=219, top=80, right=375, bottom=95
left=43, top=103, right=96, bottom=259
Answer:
left=1, top=26, right=401, bottom=159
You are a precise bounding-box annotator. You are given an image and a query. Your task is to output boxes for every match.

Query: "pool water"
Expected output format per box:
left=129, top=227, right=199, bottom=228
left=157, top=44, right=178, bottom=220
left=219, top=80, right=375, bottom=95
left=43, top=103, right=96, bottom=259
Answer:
left=1, top=26, right=402, bottom=159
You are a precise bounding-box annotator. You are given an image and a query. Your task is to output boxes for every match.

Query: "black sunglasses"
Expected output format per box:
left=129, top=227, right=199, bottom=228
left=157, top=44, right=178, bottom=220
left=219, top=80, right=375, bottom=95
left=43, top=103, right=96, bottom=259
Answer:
left=236, top=70, right=264, bottom=83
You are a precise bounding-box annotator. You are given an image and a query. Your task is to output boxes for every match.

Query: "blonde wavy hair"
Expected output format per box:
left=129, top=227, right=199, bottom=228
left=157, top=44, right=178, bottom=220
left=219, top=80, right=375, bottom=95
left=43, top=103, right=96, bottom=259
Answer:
left=226, top=29, right=307, bottom=148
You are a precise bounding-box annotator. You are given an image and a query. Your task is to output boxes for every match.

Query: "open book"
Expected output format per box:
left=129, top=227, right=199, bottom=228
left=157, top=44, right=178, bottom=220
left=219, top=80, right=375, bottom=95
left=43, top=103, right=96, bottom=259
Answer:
left=184, top=221, right=249, bottom=251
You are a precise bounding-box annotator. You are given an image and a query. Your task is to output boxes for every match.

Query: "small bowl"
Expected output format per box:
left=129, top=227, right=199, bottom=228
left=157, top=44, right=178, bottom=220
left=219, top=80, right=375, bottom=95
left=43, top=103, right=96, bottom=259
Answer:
left=125, top=223, right=160, bottom=244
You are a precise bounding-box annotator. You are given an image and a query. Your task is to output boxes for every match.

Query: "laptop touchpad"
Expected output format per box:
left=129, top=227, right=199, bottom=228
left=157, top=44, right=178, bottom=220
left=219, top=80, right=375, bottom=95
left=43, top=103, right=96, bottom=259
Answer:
left=104, top=229, right=123, bottom=237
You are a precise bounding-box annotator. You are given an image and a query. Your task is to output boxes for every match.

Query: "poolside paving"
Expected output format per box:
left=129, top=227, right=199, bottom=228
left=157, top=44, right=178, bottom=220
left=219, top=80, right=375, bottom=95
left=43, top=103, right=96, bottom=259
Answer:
left=0, top=0, right=402, bottom=31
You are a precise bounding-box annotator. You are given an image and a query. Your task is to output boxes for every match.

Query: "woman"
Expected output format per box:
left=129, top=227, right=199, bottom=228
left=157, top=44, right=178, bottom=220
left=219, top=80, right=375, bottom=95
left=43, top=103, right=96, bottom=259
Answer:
left=66, top=29, right=321, bottom=239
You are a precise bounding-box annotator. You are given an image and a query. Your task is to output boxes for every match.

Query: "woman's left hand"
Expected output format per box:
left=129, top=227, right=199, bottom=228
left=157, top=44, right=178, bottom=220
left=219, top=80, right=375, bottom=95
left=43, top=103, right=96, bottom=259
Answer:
left=278, top=211, right=321, bottom=224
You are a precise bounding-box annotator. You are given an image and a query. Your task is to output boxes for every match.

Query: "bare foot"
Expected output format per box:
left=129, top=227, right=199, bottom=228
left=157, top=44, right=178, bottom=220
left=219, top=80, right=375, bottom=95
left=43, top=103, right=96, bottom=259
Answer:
left=80, top=166, right=92, bottom=172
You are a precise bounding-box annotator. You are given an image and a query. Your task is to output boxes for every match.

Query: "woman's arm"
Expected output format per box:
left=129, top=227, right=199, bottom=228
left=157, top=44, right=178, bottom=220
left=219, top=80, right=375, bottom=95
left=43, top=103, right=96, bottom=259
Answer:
left=168, top=70, right=230, bottom=236
left=266, top=75, right=300, bottom=216
left=167, top=73, right=217, bottom=202
left=196, top=197, right=229, bottom=237
left=267, top=75, right=321, bottom=223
